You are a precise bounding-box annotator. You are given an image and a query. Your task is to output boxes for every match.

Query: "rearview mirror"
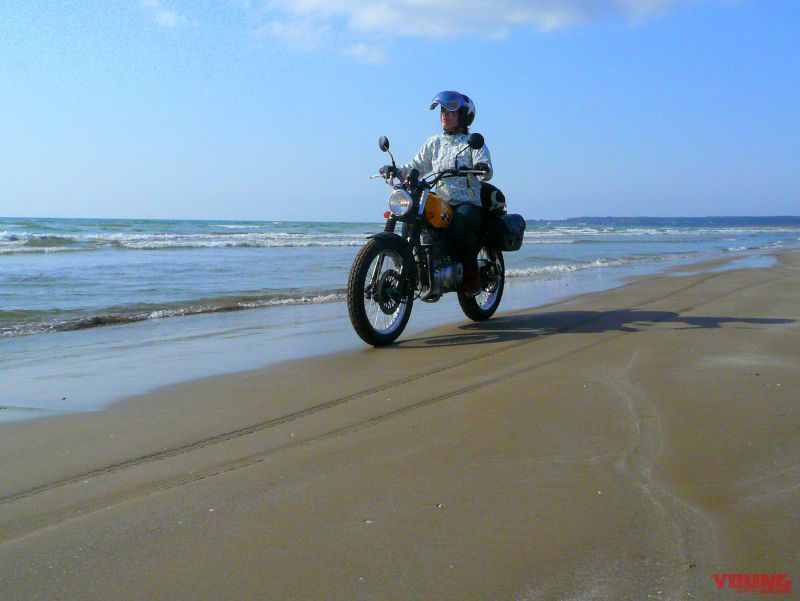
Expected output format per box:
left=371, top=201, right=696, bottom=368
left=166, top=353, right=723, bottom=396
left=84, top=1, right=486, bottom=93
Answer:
left=378, top=136, right=390, bottom=152
left=467, top=133, right=484, bottom=150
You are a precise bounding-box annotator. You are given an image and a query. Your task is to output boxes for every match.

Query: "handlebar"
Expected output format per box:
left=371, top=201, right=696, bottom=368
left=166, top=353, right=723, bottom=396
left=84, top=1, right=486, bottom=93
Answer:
left=369, top=168, right=487, bottom=183
left=433, top=168, right=487, bottom=177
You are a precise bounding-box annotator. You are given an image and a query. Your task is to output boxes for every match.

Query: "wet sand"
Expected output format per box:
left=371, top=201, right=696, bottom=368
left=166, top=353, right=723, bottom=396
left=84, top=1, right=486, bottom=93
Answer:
left=1, top=251, right=798, bottom=600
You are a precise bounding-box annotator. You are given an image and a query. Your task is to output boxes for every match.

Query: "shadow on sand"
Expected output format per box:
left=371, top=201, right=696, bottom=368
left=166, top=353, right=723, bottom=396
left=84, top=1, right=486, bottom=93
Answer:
left=391, top=309, right=795, bottom=349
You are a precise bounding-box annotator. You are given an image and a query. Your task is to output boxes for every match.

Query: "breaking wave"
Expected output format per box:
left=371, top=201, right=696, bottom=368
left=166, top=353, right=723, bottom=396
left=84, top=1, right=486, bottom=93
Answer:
left=1, top=291, right=346, bottom=337
left=0, top=231, right=370, bottom=254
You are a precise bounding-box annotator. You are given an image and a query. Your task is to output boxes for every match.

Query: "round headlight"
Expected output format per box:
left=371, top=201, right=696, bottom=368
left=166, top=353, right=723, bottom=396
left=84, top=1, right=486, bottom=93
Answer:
left=388, top=189, right=412, bottom=217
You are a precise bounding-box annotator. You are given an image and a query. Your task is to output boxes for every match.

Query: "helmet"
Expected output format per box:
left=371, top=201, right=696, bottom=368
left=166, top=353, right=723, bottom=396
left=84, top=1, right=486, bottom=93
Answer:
left=430, top=91, right=475, bottom=128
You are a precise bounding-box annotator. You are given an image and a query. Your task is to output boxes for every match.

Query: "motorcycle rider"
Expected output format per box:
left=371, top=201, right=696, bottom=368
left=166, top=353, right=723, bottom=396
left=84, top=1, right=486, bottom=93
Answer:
left=381, top=91, right=493, bottom=295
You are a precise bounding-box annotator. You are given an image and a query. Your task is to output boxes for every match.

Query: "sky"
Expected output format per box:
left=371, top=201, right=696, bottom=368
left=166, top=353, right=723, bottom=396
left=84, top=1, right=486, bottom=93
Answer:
left=1, top=0, right=798, bottom=221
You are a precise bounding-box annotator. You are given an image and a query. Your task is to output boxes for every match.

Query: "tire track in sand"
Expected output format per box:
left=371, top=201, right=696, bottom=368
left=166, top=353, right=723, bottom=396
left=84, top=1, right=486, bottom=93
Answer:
left=0, top=270, right=781, bottom=517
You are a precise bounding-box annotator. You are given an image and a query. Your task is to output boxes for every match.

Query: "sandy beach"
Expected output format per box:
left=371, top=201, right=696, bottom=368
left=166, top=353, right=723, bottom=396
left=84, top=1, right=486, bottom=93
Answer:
left=1, top=251, right=798, bottom=600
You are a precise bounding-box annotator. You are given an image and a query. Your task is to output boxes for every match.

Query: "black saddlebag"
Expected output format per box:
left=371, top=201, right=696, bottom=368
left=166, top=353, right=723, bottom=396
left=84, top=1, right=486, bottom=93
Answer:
left=480, top=182, right=507, bottom=216
left=486, top=213, right=526, bottom=252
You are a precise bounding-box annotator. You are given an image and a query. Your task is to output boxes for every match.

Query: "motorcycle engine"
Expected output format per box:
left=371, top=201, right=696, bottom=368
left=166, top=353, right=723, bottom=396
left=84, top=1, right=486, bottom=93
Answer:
left=418, top=227, right=463, bottom=301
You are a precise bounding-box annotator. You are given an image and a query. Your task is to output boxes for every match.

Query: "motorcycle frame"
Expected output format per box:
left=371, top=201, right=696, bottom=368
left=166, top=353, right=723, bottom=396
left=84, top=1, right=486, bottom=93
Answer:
left=371, top=181, right=457, bottom=303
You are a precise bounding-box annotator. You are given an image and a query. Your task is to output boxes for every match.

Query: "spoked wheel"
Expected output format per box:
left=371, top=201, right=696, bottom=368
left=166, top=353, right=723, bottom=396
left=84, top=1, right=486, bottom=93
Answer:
left=457, top=246, right=504, bottom=321
left=347, top=237, right=414, bottom=346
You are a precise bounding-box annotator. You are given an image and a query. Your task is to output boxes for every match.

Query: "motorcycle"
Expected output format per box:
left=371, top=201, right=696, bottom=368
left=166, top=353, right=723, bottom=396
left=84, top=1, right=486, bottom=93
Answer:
left=347, top=133, right=526, bottom=346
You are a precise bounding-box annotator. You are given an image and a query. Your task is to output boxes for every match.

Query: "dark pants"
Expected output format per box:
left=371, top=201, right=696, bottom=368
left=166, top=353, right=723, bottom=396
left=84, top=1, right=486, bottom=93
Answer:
left=446, top=203, right=482, bottom=272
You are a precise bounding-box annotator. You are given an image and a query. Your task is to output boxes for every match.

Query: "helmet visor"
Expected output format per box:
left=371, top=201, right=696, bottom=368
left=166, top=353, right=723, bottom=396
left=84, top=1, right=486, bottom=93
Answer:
left=430, top=91, right=464, bottom=112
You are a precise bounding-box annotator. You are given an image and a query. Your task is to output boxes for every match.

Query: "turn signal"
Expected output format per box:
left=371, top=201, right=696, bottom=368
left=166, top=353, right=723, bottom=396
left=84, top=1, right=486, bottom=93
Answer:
left=384, top=211, right=391, bottom=219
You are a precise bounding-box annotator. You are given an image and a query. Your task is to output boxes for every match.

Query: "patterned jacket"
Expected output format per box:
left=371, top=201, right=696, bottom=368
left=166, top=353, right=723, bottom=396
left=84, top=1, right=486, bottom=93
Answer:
left=398, top=132, right=493, bottom=207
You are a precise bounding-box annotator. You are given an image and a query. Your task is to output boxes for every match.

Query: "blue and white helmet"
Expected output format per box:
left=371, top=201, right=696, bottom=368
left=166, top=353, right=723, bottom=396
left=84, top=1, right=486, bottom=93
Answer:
left=430, top=91, right=476, bottom=127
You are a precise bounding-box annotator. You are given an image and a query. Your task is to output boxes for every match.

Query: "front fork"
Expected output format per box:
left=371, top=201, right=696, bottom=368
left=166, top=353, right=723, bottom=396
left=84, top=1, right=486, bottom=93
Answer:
left=402, top=220, right=421, bottom=298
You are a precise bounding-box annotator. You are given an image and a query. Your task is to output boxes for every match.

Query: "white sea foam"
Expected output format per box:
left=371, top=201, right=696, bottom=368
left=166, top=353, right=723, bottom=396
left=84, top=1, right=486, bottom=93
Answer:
left=0, top=245, right=84, bottom=255
left=0, top=230, right=371, bottom=252
left=506, top=257, right=642, bottom=278
left=240, top=293, right=346, bottom=307
left=2, top=292, right=350, bottom=337
left=506, top=265, right=581, bottom=277
left=521, top=235, right=577, bottom=244
left=120, top=238, right=366, bottom=249
left=2, top=222, right=799, bottom=255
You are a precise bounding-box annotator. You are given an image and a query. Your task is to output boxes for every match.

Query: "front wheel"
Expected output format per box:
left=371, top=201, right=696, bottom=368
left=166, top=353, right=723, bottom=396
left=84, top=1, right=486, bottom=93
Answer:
left=347, top=237, right=414, bottom=346
left=457, top=246, right=504, bottom=321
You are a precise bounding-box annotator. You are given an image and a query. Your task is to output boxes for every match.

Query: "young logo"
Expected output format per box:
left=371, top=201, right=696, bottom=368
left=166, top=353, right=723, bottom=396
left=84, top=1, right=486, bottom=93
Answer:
left=712, top=573, right=791, bottom=594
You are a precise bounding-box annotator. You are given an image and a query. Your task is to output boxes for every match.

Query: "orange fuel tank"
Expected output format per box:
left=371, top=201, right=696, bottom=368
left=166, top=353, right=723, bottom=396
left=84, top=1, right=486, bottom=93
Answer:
left=423, top=192, right=453, bottom=229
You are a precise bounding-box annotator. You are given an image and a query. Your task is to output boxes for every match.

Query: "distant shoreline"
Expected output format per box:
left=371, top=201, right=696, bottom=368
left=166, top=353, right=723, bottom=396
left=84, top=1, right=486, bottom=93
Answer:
left=528, top=215, right=800, bottom=227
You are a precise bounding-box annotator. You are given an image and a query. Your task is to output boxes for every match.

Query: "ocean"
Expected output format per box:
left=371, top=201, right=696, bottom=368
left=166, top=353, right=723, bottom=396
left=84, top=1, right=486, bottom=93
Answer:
left=1, top=216, right=799, bottom=421
left=3, top=216, right=799, bottom=339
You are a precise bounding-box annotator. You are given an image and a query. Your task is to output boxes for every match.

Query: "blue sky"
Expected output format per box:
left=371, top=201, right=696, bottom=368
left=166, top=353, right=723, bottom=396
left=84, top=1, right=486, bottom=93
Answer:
left=1, top=0, right=798, bottom=221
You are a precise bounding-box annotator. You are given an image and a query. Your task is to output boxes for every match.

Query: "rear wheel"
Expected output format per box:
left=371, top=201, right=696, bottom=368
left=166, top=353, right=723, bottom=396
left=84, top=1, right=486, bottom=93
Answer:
left=347, top=237, right=414, bottom=346
left=457, top=246, right=504, bottom=321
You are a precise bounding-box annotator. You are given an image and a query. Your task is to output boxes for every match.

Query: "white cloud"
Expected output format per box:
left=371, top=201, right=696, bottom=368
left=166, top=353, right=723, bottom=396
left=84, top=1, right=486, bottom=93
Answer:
left=263, top=0, right=685, bottom=38
left=141, top=0, right=189, bottom=28
left=242, top=0, right=721, bottom=63
left=341, top=43, right=386, bottom=65
left=254, top=18, right=332, bottom=51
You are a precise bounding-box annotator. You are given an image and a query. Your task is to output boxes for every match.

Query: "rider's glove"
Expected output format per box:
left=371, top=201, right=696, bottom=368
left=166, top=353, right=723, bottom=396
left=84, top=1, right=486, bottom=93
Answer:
left=473, top=162, right=490, bottom=174
left=379, top=165, right=399, bottom=178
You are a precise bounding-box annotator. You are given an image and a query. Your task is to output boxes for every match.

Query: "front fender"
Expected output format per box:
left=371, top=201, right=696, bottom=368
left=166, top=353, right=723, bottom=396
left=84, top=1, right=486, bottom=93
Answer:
left=367, top=231, right=408, bottom=247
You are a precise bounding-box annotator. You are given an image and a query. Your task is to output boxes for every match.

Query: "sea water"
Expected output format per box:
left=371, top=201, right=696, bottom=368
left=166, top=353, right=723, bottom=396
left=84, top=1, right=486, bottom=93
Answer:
left=1, top=216, right=798, bottom=421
